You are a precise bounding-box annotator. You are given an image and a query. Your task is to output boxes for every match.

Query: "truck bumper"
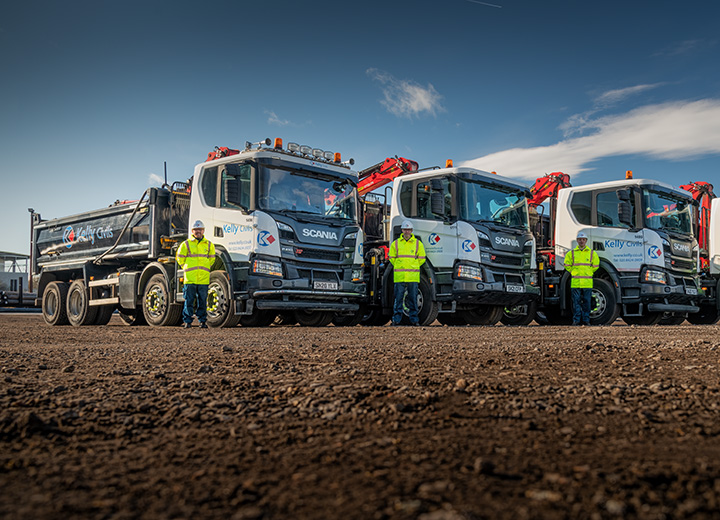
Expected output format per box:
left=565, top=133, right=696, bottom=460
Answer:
left=247, top=277, right=364, bottom=312
left=449, top=279, right=540, bottom=306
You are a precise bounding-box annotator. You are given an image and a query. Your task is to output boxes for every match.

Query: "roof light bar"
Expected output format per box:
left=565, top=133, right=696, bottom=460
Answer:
left=245, top=138, right=272, bottom=150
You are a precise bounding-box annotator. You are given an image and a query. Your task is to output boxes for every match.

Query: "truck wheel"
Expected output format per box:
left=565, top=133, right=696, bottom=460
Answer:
left=658, top=313, right=686, bottom=325
left=143, top=273, right=182, bottom=327
left=67, top=280, right=98, bottom=327
left=589, top=279, right=620, bottom=326
left=459, top=305, right=503, bottom=326
left=42, top=281, right=70, bottom=326
left=399, top=278, right=438, bottom=326
left=360, top=308, right=391, bottom=327
left=294, top=310, right=334, bottom=327
left=332, top=309, right=365, bottom=327
left=622, top=312, right=663, bottom=326
left=500, top=300, right=538, bottom=326
left=119, top=310, right=147, bottom=326
left=207, top=271, right=240, bottom=328
left=240, top=309, right=276, bottom=327
left=687, top=305, right=720, bottom=325
left=437, top=313, right=467, bottom=326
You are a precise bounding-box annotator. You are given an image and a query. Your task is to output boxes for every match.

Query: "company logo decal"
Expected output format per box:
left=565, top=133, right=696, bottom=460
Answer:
left=673, top=242, right=690, bottom=253
left=428, top=233, right=441, bottom=245
left=223, top=224, right=253, bottom=235
left=62, top=224, right=113, bottom=249
left=462, top=239, right=476, bottom=253
left=257, top=230, right=276, bottom=246
left=648, top=245, right=662, bottom=259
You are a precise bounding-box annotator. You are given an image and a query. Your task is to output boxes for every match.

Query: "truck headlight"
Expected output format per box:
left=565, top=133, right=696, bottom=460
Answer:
left=345, top=232, right=358, bottom=241
left=277, top=222, right=293, bottom=232
left=529, top=272, right=538, bottom=285
left=352, top=268, right=363, bottom=282
left=644, top=269, right=666, bottom=284
left=253, top=259, right=283, bottom=277
left=457, top=265, right=483, bottom=281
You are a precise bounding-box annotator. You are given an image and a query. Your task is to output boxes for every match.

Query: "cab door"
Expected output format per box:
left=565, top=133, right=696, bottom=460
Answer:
left=212, top=162, right=255, bottom=261
left=411, top=177, right=457, bottom=269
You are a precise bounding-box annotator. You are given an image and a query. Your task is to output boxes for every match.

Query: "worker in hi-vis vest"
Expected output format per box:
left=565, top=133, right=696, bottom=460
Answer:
left=388, top=220, right=426, bottom=326
left=564, top=231, right=599, bottom=326
left=176, top=220, right=216, bottom=328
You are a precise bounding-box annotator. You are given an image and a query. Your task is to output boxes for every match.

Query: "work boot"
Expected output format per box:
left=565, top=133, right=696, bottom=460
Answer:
left=200, top=322, right=208, bottom=329
left=183, top=322, right=192, bottom=329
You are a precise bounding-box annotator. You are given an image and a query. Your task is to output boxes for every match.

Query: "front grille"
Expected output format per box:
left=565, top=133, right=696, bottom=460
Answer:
left=670, top=258, right=694, bottom=271
left=491, top=254, right=523, bottom=266
left=294, top=247, right=341, bottom=262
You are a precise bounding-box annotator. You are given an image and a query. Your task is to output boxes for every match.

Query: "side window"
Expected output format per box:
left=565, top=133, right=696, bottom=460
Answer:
left=399, top=181, right=413, bottom=217
left=596, top=191, right=634, bottom=228
left=570, top=191, right=592, bottom=225
left=417, top=181, right=433, bottom=219
left=200, top=167, right=218, bottom=207
left=221, top=163, right=251, bottom=209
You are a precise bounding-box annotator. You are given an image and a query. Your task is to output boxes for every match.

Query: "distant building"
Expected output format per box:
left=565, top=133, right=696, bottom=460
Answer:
left=0, top=251, right=30, bottom=293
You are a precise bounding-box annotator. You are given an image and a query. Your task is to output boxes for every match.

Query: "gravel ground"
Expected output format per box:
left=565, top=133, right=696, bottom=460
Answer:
left=2, top=314, right=720, bottom=519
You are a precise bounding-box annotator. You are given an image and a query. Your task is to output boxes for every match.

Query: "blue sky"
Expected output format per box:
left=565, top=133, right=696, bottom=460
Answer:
left=2, top=0, right=719, bottom=256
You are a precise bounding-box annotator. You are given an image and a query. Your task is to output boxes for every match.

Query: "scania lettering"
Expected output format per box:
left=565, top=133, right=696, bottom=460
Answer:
left=32, top=137, right=365, bottom=328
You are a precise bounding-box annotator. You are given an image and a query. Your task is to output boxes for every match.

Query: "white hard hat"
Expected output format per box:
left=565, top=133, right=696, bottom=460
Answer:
left=577, top=231, right=588, bottom=239
left=192, top=220, right=205, bottom=230
left=401, top=220, right=413, bottom=230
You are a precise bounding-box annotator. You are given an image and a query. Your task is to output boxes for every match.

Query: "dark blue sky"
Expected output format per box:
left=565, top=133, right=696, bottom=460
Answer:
left=2, top=0, right=719, bottom=254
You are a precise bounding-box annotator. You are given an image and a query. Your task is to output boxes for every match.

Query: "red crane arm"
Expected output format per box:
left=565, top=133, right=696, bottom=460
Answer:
left=528, top=172, right=572, bottom=206
left=357, top=157, right=419, bottom=195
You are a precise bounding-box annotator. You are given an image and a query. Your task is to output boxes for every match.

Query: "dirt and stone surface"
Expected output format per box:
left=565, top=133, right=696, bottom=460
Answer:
left=2, top=314, right=720, bottom=519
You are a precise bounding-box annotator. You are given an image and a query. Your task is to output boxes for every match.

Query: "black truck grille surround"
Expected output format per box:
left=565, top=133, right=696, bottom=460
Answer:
left=670, top=258, right=694, bottom=271
left=294, top=247, right=341, bottom=262
left=491, top=254, right=523, bottom=266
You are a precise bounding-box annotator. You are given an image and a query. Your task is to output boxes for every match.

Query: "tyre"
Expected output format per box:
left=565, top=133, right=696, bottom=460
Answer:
left=501, top=300, right=538, bottom=326
left=542, top=305, right=574, bottom=325
left=622, top=312, right=663, bottom=326
left=459, top=305, right=503, bottom=326
left=119, top=310, right=147, bottom=326
left=42, top=281, right=69, bottom=326
left=206, top=271, right=240, bottom=328
left=240, top=309, right=276, bottom=327
left=294, top=310, right=334, bottom=327
left=687, top=305, right=720, bottom=325
left=332, top=309, right=364, bottom=327
left=398, top=278, right=438, bottom=326
left=67, top=280, right=98, bottom=327
left=273, top=312, right=298, bottom=326
left=360, top=308, right=391, bottom=327
left=143, top=273, right=183, bottom=327
left=658, top=313, right=686, bottom=325
left=589, top=279, right=620, bottom=326
left=436, top=313, right=468, bottom=326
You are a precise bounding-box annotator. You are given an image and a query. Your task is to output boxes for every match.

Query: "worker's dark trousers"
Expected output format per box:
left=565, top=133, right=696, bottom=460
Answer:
left=183, top=283, right=208, bottom=324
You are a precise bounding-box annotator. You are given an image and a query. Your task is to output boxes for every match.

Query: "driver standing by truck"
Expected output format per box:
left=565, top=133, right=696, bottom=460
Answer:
left=177, top=220, right=216, bottom=329
left=389, top=220, right=426, bottom=326
left=564, top=231, right=599, bottom=326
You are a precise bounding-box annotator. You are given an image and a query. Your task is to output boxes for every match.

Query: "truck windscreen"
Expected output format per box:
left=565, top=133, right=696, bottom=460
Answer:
left=458, top=179, right=529, bottom=229
left=257, top=165, right=357, bottom=221
left=643, top=189, right=692, bottom=235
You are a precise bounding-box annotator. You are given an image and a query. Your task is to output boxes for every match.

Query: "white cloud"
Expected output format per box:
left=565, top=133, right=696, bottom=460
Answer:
left=149, top=173, right=164, bottom=186
left=560, top=83, right=665, bottom=137
left=266, top=110, right=291, bottom=126
left=367, top=68, right=445, bottom=118
left=461, top=99, right=720, bottom=181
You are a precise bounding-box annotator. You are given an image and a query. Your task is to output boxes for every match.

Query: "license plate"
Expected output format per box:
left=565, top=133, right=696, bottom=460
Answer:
left=685, top=287, right=698, bottom=295
left=314, top=281, right=338, bottom=290
left=506, top=284, right=524, bottom=293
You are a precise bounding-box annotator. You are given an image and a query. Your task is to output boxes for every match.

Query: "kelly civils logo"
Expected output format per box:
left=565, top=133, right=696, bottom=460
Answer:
left=648, top=245, right=662, bottom=259
left=62, top=224, right=113, bottom=249
left=428, top=233, right=441, bottom=245
left=462, top=239, right=476, bottom=252
left=257, top=230, right=276, bottom=246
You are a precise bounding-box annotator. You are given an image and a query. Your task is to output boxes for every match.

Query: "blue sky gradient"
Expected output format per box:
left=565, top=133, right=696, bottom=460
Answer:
left=2, top=0, right=719, bottom=255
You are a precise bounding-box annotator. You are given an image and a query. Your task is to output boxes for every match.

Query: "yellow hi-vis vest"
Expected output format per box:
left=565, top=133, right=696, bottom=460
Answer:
left=389, top=235, right=426, bottom=283
left=176, top=236, right=216, bottom=285
left=564, top=246, right=599, bottom=289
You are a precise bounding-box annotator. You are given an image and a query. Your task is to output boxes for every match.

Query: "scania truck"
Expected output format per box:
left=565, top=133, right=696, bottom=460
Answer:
left=359, top=160, right=539, bottom=326
left=33, top=138, right=365, bottom=327
left=530, top=172, right=700, bottom=326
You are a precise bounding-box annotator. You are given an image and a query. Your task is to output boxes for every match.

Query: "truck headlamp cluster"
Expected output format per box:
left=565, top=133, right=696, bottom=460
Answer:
left=457, top=264, right=483, bottom=281
left=253, top=259, right=283, bottom=277
left=644, top=269, right=667, bottom=284
left=286, top=142, right=353, bottom=167
left=352, top=268, right=363, bottom=282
